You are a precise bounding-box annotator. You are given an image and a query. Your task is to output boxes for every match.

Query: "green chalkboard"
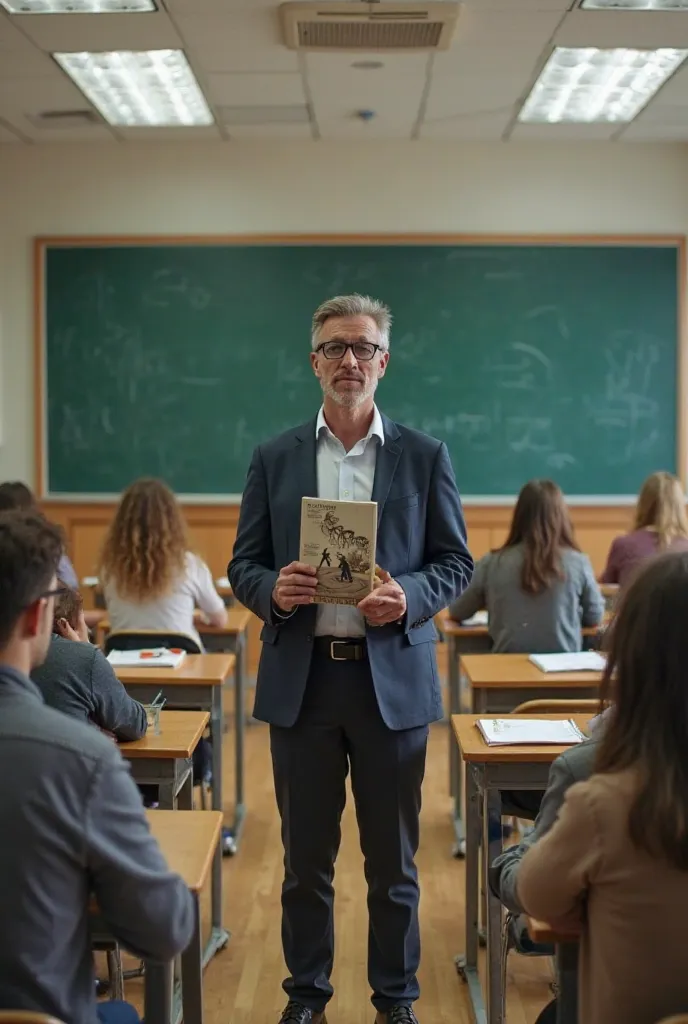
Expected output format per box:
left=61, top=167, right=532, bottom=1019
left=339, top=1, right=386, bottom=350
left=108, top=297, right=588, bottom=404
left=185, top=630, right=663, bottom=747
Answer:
left=41, top=240, right=681, bottom=498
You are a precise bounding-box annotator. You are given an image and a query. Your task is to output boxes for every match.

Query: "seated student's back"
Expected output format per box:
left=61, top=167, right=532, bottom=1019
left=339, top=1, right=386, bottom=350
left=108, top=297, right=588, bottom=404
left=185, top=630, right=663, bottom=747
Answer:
left=518, top=551, right=688, bottom=1024
left=100, top=478, right=226, bottom=648
left=449, top=479, right=604, bottom=652
left=601, top=470, right=688, bottom=587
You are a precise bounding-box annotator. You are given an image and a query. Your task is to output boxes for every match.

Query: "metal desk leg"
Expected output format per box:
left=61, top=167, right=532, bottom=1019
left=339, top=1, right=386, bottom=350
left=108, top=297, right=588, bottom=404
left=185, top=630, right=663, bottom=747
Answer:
left=456, top=763, right=486, bottom=1024
left=448, top=637, right=465, bottom=857
left=485, top=788, right=505, bottom=1024
left=207, top=687, right=230, bottom=959
left=144, top=960, right=174, bottom=1024
left=177, top=768, right=194, bottom=811
left=181, top=895, right=204, bottom=1024
left=556, top=943, right=579, bottom=1024
left=233, top=633, right=246, bottom=848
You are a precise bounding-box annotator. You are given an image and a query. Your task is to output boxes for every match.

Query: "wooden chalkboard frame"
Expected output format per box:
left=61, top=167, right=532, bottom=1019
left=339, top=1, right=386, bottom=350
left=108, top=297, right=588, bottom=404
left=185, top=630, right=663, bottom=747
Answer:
left=34, top=233, right=687, bottom=503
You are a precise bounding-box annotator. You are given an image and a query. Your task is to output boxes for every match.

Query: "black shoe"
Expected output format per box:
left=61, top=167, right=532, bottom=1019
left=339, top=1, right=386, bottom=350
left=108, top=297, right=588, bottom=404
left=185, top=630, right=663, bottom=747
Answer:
left=375, top=1009, right=419, bottom=1024
left=279, top=1001, right=327, bottom=1023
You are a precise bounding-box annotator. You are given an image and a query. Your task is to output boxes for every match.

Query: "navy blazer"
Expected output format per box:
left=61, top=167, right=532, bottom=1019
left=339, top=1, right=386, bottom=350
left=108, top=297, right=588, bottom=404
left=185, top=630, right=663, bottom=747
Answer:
left=228, top=412, right=473, bottom=731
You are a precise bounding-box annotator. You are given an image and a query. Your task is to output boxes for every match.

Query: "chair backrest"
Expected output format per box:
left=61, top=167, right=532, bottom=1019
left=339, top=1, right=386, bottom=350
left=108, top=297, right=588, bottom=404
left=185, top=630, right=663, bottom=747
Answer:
left=514, top=698, right=602, bottom=715
left=0, top=1014, right=67, bottom=1024
left=656, top=1017, right=688, bottom=1023
left=104, top=630, right=202, bottom=655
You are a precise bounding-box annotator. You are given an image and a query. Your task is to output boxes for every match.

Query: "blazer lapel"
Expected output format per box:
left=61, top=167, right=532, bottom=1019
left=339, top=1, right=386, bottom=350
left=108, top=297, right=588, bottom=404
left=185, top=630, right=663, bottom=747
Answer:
left=371, top=415, right=403, bottom=527
left=290, top=418, right=318, bottom=548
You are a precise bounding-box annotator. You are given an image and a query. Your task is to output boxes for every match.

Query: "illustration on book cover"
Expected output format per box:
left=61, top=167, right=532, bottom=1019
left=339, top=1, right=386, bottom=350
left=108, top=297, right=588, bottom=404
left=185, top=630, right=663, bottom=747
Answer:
left=299, top=497, right=378, bottom=606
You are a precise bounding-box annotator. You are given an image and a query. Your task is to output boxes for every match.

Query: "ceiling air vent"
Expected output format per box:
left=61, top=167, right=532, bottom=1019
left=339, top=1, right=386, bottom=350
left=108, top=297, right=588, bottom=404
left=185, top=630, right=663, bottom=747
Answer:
left=279, top=2, right=460, bottom=52
left=29, top=109, right=100, bottom=130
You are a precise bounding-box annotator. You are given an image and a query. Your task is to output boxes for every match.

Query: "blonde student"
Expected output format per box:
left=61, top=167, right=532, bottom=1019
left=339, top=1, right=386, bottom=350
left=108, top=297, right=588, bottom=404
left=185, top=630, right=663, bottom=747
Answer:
left=518, top=550, right=688, bottom=1024
left=449, top=479, right=603, bottom=652
left=600, top=470, right=688, bottom=587
left=100, top=478, right=226, bottom=649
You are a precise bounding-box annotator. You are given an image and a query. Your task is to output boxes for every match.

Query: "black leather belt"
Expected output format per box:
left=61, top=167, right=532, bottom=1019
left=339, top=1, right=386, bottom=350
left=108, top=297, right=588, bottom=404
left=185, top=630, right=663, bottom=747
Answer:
left=313, top=636, right=367, bottom=661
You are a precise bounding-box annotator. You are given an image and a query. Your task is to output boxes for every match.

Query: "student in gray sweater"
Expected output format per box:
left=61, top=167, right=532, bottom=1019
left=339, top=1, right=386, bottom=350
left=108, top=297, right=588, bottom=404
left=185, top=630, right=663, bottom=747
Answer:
left=31, top=583, right=147, bottom=742
left=450, top=479, right=604, bottom=652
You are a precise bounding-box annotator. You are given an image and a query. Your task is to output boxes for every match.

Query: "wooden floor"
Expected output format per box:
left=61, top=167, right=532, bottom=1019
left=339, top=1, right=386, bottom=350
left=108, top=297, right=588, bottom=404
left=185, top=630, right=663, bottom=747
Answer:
left=124, top=716, right=553, bottom=1023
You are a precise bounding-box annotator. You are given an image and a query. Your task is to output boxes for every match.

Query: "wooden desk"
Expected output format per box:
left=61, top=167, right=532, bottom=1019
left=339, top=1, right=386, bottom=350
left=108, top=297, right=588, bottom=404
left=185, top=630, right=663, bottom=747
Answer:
left=452, top=714, right=589, bottom=1024
left=120, top=710, right=209, bottom=809
left=526, top=918, right=580, bottom=1024
left=437, top=610, right=606, bottom=855
left=149, top=810, right=224, bottom=1024
left=114, top=655, right=234, bottom=959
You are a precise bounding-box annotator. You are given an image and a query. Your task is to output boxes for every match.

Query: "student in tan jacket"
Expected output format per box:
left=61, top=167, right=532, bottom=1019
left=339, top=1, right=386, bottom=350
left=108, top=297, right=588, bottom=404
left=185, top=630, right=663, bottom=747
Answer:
left=518, top=549, right=688, bottom=1024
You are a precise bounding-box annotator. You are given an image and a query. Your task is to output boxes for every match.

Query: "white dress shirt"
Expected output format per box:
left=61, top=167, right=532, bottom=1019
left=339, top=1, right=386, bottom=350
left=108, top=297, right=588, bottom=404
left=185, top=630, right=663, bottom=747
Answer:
left=314, top=404, right=384, bottom=637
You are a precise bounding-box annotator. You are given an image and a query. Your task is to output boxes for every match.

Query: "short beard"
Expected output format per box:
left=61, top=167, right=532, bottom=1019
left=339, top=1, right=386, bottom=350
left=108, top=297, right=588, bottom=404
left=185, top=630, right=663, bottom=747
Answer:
left=321, top=376, right=378, bottom=409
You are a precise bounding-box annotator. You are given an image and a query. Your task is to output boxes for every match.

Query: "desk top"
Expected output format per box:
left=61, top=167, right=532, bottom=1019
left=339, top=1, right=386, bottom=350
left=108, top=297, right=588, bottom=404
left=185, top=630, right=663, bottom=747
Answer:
left=113, top=652, right=234, bottom=686
left=438, top=609, right=609, bottom=639
left=195, top=606, right=252, bottom=634
left=460, top=653, right=603, bottom=689
left=147, top=810, right=222, bottom=892
left=120, top=710, right=209, bottom=758
left=527, top=917, right=579, bottom=944
left=452, top=713, right=591, bottom=763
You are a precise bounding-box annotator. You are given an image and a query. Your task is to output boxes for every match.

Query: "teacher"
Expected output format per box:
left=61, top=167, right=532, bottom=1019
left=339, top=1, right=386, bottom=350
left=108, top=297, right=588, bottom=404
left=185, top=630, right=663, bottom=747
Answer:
left=228, top=294, right=472, bottom=1024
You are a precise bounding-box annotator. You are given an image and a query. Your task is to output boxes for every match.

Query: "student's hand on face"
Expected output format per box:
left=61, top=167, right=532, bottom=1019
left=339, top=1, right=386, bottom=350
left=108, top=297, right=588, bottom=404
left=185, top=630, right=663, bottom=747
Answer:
left=75, top=610, right=90, bottom=643
left=55, top=617, right=85, bottom=643
left=273, top=561, right=318, bottom=612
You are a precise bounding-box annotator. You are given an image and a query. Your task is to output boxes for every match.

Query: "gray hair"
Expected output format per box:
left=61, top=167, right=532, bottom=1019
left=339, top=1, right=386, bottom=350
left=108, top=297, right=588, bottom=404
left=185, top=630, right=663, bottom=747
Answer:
left=311, top=294, right=392, bottom=350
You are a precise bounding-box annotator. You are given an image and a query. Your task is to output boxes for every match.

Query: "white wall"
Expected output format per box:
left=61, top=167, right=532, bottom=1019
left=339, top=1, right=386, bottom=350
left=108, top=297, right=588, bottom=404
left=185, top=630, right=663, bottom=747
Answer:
left=1, top=139, right=687, bottom=484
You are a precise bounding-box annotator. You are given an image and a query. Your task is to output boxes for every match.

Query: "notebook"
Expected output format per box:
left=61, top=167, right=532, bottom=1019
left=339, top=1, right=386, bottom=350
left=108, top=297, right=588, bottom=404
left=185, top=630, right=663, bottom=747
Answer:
left=461, top=610, right=488, bottom=626
left=529, top=652, right=606, bottom=673
left=107, top=648, right=186, bottom=669
left=477, top=718, right=586, bottom=746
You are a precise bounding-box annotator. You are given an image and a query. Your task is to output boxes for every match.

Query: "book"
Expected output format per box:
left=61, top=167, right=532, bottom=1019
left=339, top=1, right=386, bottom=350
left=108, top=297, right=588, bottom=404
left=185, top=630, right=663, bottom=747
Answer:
left=107, top=648, right=186, bottom=669
left=299, top=497, right=377, bottom=606
left=529, top=652, right=606, bottom=673
left=461, top=610, right=488, bottom=627
left=477, top=718, right=586, bottom=746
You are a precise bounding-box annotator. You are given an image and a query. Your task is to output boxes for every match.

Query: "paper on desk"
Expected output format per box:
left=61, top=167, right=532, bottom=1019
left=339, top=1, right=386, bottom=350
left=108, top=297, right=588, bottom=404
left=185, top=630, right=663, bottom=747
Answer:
left=461, top=610, right=488, bottom=626
left=529, top=652, right=606, bottom=673
left=82, top=576, right=100, bottom=587
left=215, top=577, right=231, bottom=589
left=107, top=648, right=186, bottom=669
left=477, top=718, right=585, bottom=746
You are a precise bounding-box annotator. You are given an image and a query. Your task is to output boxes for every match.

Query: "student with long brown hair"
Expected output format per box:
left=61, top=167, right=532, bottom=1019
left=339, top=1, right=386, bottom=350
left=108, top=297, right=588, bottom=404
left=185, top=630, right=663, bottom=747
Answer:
left=450, top=479, right=603, bottom=651
left=518, top=550, right=688, bottom=1024
left=601, top=470, right=688, bottom=588
left=101, top=478, right=226, bottom=648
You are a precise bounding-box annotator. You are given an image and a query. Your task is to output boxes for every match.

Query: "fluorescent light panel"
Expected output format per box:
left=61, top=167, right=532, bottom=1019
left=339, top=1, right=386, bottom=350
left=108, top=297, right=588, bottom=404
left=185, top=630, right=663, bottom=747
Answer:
left=581, top=0, right=688, bottom=8
left=0, top=0, right=155, bottom=10
left=54, top=50, right=214, bottom=127
left=519, top=46, right=688, bottom=123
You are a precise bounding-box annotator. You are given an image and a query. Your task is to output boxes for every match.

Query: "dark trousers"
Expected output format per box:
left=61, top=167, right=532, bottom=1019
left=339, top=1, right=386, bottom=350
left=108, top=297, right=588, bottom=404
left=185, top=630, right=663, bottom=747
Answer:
left=270, top=652, right=428, bottom=1013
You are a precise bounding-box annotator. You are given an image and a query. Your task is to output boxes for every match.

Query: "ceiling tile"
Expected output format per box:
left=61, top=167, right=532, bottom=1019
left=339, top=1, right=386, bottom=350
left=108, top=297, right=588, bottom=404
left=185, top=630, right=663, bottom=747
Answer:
left=206, top=71, right=305, bottom=106
left=165, top=0, right=274, bottom=9
left=0, top=110, right=113, bottom=140
left=0, top=72, right=89, bottom=113
left=116, top=124, right=223, bottom=140
left=420, top=110, right=511, bottom=139
left=510, top=121, right=617, bottom=139
left=174, top=10, right=298, bottom=72
left=0, top=15, right=36, bottom=48
left=13, top=9, right=182, bottom=51
left=317, top=117, right=415, bottom=139
left=467, top=0, right=572, bottom=7
left=228, top=122, right=313, bottom=138
left=0, top=121, right=21, bottom=141
left=433, top=9, right=566, bottom=79
left=0, top=48, right=54, bottom=76
left=555, top=9, right=688, bottom=47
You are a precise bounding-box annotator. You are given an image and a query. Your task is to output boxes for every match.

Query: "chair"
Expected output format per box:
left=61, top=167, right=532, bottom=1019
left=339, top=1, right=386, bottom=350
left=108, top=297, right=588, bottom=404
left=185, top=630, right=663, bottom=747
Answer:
left=103, top=630, right=202, bottom=655
left=656, top=1018, right=688, bottom=1023
left=513, top=698, right=602, bottom=715
left=0, top=1015, right=67, bottom=1024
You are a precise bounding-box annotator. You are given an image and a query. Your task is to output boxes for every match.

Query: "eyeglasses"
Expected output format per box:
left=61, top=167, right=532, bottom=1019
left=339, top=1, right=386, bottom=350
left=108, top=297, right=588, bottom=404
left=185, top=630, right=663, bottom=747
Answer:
left=40, top=586, right=68, bottom=601
left=315, top=340, right=384, bottom=362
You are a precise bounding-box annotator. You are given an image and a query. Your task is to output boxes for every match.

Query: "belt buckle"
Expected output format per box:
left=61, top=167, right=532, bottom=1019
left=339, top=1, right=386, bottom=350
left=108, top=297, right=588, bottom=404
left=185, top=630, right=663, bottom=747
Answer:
left=330, top=640, right=348, bottom=661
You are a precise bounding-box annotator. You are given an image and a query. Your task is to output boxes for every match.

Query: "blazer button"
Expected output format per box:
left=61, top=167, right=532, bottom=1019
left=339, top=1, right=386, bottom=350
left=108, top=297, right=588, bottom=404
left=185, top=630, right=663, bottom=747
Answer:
left=306, top=634, right=313, bottom=642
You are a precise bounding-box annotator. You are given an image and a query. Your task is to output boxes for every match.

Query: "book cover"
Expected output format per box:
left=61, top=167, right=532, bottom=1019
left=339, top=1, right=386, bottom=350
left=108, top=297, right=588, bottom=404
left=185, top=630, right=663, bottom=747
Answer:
left=299, top=497, right=377, bottom=606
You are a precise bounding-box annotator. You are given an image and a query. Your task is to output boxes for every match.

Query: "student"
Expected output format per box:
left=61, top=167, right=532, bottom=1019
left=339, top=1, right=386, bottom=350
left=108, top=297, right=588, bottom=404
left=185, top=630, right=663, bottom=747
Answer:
left=31, top=581, right=147, bottom=742
left=0, top=508, right=193, bottom=1024
left=100, top=477, right=227, bottom=649
left=517, top=550, right=688, bottom=1024
left=449, top=479, right=604, bottom=652
left=0, top=480, right=79, bottom=589
left=600, top=470, right=688, bottom=587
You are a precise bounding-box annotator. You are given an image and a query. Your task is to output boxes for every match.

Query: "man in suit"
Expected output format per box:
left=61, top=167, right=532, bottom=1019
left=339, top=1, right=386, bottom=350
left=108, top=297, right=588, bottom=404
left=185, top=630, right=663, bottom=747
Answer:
left=229, top=294, right=473, bottom=1024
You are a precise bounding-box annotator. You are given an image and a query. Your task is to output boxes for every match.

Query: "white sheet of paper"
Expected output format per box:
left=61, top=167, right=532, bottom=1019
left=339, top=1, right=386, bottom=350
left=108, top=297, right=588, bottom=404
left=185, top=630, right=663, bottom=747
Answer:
left=529, top=652, right=606, bottom=673
left=477, top=718, right=586, bottom=746
left=461, top=610, right=488, bottom=626
left=107, top=648, right=186, bottom=669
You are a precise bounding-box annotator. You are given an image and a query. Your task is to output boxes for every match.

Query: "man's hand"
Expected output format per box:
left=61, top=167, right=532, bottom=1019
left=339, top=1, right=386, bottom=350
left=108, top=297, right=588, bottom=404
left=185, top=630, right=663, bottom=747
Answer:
left=272, top=561, right=318, bottom=613
left=55, top=617, right=86, bottom=643
left=358, top=569, right=407, bottom=626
